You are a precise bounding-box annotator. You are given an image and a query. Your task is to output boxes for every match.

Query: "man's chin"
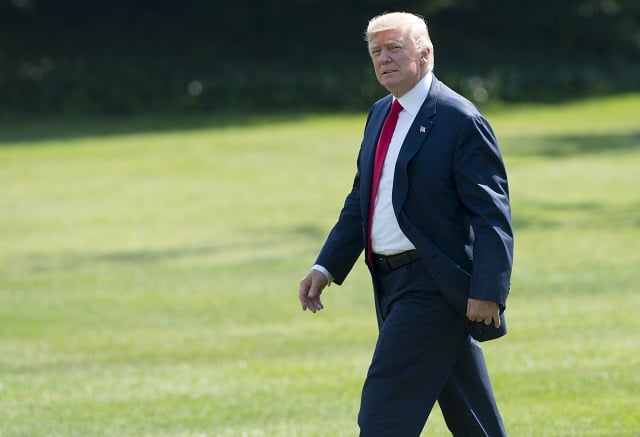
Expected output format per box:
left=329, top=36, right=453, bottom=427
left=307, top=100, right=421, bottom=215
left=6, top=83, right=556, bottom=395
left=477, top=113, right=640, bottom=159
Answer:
left=381, top=82, right=404, bottom=96
left=380, top=77, right=399, bottom=89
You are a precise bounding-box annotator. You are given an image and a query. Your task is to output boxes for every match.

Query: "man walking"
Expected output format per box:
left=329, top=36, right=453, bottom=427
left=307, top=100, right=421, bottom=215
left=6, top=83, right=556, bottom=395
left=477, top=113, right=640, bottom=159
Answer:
left=299, top=11, right=513, bottom=436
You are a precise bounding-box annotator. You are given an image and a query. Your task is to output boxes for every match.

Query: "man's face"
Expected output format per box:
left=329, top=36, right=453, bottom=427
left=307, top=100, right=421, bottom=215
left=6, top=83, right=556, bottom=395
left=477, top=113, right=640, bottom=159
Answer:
left=368, top=28, right=428, bottom=97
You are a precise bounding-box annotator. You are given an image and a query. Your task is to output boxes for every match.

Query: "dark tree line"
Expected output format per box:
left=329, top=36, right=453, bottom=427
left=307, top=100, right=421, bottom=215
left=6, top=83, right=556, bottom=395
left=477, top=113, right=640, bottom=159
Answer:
left=1, top=0, right=639, bottom=115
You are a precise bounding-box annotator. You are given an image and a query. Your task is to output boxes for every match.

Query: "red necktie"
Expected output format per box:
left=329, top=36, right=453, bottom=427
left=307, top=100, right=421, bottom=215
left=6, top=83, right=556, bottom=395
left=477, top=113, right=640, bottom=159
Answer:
left=367, top=99, right=403, bottom=265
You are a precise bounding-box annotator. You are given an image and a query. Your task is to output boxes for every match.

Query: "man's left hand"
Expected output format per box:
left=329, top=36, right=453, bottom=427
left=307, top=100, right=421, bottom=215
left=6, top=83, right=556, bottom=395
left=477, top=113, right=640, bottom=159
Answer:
left=466, top=298, right=501, bottom=328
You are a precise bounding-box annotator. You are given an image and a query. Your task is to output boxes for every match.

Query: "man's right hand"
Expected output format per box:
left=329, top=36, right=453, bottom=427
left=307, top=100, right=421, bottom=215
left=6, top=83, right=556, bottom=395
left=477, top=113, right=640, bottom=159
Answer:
left=299, top=269, right=329, bottom=313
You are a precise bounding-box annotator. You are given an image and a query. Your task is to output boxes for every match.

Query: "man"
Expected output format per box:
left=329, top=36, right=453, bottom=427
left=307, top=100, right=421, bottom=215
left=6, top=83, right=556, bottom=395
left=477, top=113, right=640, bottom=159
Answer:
left=298, top=11, right=513, bottom=436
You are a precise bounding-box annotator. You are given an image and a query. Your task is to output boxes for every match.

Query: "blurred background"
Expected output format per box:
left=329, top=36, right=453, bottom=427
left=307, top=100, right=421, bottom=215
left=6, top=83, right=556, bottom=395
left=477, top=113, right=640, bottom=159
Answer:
left=2, top=0, right=639, bottom=116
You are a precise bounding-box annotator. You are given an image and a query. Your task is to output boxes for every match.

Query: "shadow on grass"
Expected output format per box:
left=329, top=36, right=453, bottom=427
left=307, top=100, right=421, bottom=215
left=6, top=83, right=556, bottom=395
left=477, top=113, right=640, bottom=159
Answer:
left=89, top=224, right=327, bottom=265
left=504, top=131, right=640, bottom=157
left=15, top=224, right=328, bottom=273
left=0, top=111, right=322, bottom=145
left=512, top=200, right=640, bottom=230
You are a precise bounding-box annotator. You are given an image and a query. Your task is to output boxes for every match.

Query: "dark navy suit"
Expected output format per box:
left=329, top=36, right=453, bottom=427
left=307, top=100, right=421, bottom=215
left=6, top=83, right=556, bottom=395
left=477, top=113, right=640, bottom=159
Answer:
left=315, top=76, right=513, bottom=436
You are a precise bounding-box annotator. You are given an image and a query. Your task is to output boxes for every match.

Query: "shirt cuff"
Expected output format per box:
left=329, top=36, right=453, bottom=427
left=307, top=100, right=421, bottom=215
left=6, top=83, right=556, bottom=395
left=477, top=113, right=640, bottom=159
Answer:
left=311, top=264, right=333, bottom=286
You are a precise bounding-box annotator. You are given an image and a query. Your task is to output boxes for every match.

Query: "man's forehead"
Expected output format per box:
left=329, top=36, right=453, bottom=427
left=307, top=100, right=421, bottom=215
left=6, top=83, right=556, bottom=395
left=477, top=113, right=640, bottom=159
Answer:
left=368, top=30, right=407, bottom=46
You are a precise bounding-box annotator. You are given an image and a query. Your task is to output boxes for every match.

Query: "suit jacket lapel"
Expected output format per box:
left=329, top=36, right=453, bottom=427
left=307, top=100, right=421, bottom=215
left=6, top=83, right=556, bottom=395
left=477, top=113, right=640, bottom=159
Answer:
left=393, top=78, right=441, bottom=211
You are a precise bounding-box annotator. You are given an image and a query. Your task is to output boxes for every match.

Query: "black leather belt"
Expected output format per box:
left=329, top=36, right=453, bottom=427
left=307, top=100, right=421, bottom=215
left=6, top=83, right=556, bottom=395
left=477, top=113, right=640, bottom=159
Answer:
left=372, top=249, right=421, bottom=272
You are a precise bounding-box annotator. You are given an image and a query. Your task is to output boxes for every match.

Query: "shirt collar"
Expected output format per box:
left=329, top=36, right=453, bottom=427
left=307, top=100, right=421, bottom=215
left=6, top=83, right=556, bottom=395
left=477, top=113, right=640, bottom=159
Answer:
left=396, top=71, right=433, bottom=117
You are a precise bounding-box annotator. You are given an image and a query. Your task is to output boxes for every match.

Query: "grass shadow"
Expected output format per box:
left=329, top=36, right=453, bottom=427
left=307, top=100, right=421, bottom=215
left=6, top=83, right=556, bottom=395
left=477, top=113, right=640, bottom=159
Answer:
left=0, top=111, right=327, bottom=145
left=504, top=131, right=640, bottom=157
left=512, top=200, right=640, bottom=230
left=12, top=223, right=328, bottom=274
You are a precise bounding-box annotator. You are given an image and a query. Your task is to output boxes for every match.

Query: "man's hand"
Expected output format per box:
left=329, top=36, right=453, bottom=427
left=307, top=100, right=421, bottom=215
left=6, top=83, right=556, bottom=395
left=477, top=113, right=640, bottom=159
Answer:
left=466, top=298, right=501, bottom=328
left=299, top=269, right=329, bottom=313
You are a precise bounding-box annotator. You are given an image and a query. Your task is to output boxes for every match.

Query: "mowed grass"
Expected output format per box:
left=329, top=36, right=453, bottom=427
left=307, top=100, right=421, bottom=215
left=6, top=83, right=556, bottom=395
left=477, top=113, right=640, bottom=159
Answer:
left=1, top=93, right=639, bottom=436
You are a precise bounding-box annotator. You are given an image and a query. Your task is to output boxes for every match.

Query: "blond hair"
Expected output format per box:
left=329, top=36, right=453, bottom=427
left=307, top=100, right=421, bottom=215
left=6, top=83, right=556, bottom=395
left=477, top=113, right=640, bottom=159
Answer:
left=365, top=12, right=435, bottom=71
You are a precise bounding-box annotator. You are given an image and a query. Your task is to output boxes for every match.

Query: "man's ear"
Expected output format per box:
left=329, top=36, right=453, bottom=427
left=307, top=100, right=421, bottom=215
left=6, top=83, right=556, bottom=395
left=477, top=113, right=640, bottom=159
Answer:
left=421, top=48, right=430, bottom=63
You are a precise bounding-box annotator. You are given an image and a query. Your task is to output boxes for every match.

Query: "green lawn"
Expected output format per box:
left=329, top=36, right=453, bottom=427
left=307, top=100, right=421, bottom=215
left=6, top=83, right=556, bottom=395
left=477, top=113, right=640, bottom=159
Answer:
left=1, top=94, right=639, bottom=436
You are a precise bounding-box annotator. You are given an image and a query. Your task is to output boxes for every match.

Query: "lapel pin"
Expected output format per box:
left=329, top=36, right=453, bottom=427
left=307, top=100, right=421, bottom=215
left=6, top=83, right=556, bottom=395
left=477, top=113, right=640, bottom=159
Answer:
left=420, top=126, right=426, bottom=133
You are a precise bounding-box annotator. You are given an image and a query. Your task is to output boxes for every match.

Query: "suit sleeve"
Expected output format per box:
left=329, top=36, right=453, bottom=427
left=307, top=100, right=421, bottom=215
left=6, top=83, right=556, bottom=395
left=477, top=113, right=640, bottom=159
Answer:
left=313, top=105, right=382, bottom=285
left=454, top=114, right=514, bottom=308
left=314, top=155, right=365, bottom=285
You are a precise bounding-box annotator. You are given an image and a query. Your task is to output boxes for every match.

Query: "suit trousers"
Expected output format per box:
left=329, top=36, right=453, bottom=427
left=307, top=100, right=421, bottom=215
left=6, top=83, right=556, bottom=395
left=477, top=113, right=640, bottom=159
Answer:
left=358, top=259, right=506, bottom=436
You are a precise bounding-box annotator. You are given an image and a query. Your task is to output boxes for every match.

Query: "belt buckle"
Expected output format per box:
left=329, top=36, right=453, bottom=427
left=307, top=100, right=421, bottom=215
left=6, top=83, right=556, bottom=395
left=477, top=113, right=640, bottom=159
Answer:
left=383, top=256, right=392, bottom=271
left=374, top=254, right=391, bottom=272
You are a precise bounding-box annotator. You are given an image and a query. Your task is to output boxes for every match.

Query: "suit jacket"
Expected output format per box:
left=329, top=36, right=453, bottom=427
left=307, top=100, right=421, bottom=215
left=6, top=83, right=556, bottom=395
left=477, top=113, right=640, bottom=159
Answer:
left=316, top=76, right=514, bottom=308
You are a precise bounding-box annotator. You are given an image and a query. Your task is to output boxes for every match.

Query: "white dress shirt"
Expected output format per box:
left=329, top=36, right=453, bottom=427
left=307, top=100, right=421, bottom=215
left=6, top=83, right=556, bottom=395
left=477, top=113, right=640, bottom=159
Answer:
left=371, top=72, right=433, bottom=255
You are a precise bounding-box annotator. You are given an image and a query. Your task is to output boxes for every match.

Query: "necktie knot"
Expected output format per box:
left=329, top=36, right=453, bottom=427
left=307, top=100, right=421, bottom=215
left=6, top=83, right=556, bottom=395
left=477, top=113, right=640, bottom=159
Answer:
left=390, top=99, right=403, bottom=117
